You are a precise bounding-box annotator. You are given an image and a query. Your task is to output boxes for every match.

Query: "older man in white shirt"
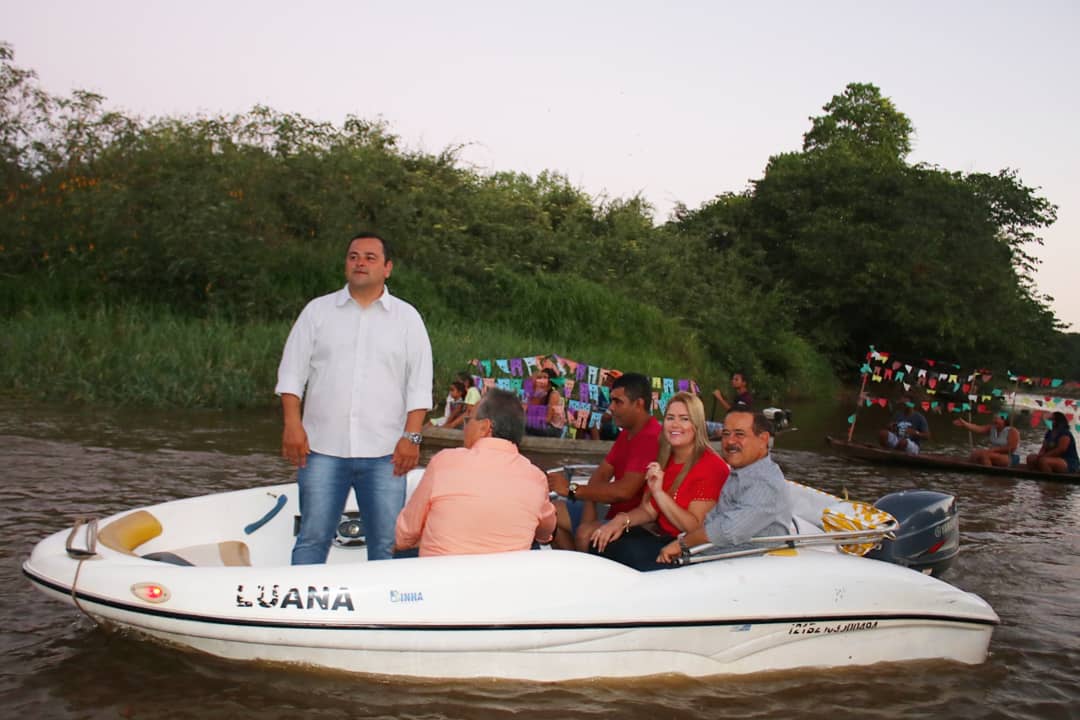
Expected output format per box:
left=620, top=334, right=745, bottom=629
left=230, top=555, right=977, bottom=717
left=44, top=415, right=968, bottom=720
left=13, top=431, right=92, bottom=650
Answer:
left=276, top=233, right=433, bottom=563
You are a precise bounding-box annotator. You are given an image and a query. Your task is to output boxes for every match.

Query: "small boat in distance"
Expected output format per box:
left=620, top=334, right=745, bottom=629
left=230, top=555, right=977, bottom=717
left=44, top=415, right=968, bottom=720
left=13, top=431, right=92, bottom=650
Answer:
left=423, top=424, right=614, bottom=456
left=826, top=436, right=1080, bottom=484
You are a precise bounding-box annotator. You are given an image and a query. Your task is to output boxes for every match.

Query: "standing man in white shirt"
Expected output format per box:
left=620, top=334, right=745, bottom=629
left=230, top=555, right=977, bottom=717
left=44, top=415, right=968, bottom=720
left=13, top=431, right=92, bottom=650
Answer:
left=276, top=232, right=433, bottom=563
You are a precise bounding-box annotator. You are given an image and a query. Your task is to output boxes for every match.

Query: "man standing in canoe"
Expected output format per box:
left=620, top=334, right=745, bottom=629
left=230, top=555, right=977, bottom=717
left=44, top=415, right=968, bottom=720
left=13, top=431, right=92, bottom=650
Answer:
left=276, top=232, right=433, bottom=564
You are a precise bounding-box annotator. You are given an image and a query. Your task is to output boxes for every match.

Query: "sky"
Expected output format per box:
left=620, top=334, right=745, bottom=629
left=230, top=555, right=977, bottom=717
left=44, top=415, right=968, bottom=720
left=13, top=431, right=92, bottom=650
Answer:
left=6, top=1, right=1078, bottom=330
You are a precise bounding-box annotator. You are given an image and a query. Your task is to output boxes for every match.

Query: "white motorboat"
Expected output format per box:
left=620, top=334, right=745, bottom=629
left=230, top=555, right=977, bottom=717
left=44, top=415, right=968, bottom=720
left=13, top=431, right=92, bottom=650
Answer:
left=22, top=470, right=998, bottom=681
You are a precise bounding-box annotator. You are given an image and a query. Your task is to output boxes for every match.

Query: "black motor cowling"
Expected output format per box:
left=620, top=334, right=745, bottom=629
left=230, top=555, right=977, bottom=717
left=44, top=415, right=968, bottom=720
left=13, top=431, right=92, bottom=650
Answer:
left=762, top=407, right=793, bottom=434
left=867, top=489, right=959, bottom=577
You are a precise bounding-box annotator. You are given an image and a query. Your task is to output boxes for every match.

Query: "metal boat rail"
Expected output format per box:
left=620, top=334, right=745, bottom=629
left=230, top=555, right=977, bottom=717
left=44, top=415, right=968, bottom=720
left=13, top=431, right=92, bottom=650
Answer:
left=679, top=519, right=899, bottom=565
left=544, top=465, right=898, bottom=565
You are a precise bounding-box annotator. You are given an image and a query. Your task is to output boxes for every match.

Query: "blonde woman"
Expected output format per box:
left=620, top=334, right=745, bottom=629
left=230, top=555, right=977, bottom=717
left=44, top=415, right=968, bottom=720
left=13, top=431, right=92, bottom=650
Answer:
left=588, top=392, right=729, bottom=570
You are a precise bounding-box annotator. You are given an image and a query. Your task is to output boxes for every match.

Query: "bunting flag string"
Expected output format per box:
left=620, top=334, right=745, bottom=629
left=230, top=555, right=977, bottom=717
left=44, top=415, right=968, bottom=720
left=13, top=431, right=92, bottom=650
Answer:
left=861, top=346, right=991, bottom=394
left=855, top=346, right=1080, bottom=435
left=1006, top=372, right=1080, bottom=391
left=859, top=394, right=1002, bottom=416
left=466, top=353, right=701, bottom=435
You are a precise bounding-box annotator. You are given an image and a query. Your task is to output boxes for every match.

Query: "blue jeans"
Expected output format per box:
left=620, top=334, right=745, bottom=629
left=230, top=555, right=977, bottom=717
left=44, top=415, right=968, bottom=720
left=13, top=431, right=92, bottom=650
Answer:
left=291, top=452, right=404, bottom=564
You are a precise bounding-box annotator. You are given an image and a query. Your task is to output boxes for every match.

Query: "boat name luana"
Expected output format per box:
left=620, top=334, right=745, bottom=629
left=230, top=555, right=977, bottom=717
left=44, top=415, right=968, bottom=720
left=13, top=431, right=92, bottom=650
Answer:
left=236, top=584, right=355, bottom=611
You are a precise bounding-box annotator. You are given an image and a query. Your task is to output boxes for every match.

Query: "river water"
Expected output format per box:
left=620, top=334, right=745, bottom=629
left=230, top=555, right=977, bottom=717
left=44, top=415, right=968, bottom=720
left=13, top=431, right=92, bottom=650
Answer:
left=2, top=399, right=1077, bottom=720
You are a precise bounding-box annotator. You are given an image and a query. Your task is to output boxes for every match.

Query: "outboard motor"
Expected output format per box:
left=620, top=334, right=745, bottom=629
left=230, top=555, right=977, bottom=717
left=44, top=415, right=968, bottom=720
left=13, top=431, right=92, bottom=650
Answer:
left=867, top=490, right=959, bottom=577
left=762, top=407, right=793, bottom=434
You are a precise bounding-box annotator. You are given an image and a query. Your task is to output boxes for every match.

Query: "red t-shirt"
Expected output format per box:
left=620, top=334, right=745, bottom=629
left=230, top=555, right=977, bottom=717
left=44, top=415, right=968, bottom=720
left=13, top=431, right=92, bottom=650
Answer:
left=650, top=449, right=729, bottom=537
left=603, top=417, right=662, bottom=518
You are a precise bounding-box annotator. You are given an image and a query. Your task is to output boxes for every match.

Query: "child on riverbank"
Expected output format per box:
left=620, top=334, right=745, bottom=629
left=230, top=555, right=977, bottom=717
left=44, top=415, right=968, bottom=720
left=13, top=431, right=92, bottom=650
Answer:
left=428, top=381, right=467, bottom=428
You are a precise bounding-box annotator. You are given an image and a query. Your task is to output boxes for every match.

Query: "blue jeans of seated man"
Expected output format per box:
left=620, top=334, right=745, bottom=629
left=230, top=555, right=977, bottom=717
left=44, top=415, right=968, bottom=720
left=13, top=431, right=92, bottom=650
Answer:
left=291, top=452, right=403, bottom=564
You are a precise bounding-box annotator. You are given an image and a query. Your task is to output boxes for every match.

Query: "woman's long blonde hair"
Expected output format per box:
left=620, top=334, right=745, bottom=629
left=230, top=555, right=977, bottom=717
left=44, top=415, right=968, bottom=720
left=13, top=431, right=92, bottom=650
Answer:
left=656, top=391, right=712, bottom=471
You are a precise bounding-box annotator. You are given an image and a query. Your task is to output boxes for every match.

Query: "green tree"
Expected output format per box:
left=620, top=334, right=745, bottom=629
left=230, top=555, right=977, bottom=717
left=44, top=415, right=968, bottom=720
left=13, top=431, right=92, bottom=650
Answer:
left=803, top=82, right=914, bottom=161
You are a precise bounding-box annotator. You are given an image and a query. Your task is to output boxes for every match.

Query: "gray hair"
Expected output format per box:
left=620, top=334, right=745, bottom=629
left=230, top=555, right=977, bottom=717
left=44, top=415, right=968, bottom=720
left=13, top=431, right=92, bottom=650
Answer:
left=475, top=388, right=525, bottom=445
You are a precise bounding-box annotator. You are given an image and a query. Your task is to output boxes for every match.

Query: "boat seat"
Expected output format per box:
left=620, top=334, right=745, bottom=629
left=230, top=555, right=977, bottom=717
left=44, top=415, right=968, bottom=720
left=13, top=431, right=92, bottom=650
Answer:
left=98, top=510, right=163, bottom=555
left=143, top=541, right=251, bottom=567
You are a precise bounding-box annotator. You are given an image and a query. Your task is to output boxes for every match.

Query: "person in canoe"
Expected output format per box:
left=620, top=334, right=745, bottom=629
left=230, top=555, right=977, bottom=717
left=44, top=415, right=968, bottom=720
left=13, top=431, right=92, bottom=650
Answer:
left=712, top=371, right=753, bottom=411
left=524, top=367, right=567, bottom=438
left=878, top=394, right=930, bottom=455
left=1026, top=411, right=1080, bottom=474
left=952, top=414, right=1020, bottom=467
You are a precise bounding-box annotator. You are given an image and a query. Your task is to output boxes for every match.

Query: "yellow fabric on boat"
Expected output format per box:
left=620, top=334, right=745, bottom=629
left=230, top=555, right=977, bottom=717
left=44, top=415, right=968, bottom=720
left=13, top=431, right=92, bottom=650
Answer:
left=766, top=547, right=798, bottom=556
left=98, top=510, right=163, bottom=555
left=822, top=501, right=895, bottom=556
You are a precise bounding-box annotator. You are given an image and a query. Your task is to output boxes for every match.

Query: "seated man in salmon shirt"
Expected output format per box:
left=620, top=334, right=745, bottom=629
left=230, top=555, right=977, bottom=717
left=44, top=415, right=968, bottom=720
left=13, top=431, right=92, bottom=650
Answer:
left=394, top=388, right=557, bottom=556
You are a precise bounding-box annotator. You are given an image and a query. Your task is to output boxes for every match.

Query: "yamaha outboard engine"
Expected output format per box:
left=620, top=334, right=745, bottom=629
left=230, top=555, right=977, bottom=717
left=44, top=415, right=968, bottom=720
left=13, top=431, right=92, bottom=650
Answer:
left=867, top=490, right=959, bottom=577
left=762, top=407, right=793, bottom=434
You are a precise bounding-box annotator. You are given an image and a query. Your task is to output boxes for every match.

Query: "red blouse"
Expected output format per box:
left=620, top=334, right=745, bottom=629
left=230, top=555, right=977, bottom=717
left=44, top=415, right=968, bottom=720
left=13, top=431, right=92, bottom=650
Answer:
left=649, top=449, right=729, bottom=537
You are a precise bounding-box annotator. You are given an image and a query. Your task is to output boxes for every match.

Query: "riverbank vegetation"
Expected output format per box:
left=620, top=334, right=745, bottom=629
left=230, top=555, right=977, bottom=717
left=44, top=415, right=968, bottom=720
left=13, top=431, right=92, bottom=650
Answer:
left=1, top=44, right=1072, bottom=408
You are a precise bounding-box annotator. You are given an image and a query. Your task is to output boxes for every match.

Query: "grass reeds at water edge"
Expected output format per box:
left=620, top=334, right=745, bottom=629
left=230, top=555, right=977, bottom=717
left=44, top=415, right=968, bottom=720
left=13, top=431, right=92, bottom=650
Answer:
left=1, top=306, right=285, bottom=408
left=3, top=302, right=774, bottom=409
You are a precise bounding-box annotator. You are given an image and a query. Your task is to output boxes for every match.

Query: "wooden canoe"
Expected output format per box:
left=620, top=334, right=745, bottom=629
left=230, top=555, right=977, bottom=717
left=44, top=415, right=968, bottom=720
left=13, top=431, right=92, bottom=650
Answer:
left=423, top=426, right=736, bottom=459
left=825, top=435, right=1080, bottom=484
left=423, top=425, right=615, bottom=458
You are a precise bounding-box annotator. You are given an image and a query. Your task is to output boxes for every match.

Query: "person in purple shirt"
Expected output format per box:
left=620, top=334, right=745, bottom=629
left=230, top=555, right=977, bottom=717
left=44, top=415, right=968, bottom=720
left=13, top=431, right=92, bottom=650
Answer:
left=713, top=371, right=753, bottom=412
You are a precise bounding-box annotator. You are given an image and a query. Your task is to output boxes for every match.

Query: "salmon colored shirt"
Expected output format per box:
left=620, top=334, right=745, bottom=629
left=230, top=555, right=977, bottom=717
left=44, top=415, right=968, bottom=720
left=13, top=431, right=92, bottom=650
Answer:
left=394, top=437, right=557, bottom=557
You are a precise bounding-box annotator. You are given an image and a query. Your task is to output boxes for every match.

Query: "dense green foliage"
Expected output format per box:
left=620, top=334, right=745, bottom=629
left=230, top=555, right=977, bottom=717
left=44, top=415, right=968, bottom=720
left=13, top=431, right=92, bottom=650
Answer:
left=674, top=83, right=1070, bottom=374
left=0, top=44, right=1071, bottom=408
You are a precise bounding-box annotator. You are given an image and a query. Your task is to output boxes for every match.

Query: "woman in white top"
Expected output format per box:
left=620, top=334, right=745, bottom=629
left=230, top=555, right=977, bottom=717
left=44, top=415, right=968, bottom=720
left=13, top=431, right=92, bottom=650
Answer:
left=953, top=414, right=1020, bottom=467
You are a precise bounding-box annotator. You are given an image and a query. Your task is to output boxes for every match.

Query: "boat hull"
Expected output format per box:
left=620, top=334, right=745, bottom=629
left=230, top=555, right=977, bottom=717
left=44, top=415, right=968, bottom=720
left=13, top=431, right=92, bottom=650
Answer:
left=23, top=482, right=998, bottom=681
left=826, top=435, right=1080, bottom=483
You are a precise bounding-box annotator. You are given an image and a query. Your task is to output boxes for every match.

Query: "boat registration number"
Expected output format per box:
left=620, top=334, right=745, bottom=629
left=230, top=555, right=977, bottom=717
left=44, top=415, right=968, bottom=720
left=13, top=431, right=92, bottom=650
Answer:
left=788, top=620, right=879, bottom=635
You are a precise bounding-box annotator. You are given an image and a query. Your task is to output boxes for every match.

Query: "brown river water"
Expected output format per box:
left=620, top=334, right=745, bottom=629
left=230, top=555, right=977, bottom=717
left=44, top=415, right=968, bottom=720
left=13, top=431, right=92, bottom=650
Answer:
left=2, top=398, right=1077, bottom=719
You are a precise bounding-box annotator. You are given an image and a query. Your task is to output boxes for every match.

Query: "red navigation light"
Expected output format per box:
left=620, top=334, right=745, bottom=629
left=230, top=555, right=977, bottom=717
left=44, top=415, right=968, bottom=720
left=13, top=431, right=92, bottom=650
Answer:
left=131, top=582, right=170, bottom=604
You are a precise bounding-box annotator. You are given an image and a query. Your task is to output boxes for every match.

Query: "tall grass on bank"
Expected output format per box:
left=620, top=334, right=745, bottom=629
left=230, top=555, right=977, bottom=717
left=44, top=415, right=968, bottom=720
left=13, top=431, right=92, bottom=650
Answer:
left=1, top=306, right=287, bottom=408
left=2, top=301, right=834, bottom=410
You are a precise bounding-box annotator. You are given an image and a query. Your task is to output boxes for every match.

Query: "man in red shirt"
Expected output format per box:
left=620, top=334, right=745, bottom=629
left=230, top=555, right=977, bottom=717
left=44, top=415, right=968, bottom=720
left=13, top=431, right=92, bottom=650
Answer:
left=548, top=373, right=661, bottom=551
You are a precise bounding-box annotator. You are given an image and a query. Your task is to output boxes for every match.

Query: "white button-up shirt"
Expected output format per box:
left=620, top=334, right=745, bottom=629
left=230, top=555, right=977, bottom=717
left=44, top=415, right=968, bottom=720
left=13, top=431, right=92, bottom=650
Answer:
left=275, top=285, right=433, bottom=458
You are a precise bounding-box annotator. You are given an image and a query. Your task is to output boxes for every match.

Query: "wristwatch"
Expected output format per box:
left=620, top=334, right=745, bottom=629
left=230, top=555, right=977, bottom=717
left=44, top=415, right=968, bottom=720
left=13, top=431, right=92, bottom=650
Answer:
left=677, top=531, right=690, bottom=555
left=567, top=482, right=578, bottom=502
left=402, top=431, right=423, bottom=445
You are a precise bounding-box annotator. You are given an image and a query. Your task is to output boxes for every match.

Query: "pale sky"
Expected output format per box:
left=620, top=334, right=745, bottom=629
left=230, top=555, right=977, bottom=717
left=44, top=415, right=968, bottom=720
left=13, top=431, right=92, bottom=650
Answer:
left=6, top=1, right=1078, bottom=329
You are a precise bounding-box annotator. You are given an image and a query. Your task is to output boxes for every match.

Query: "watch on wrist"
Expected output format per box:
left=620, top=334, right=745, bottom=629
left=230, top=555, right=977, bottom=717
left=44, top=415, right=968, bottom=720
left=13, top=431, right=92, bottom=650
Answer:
left=677, top=531, right=689, bottom=555
left=402, top=431, right=423, bottom=445
left=567, top=482, right=578, bottom=502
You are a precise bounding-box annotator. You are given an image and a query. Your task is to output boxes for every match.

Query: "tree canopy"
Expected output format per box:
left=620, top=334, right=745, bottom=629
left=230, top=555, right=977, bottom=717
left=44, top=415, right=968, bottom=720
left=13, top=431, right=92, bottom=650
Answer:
left=674, top=82, right=1065, bottom=373
left=1, top=46, right=1072, bottom=399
